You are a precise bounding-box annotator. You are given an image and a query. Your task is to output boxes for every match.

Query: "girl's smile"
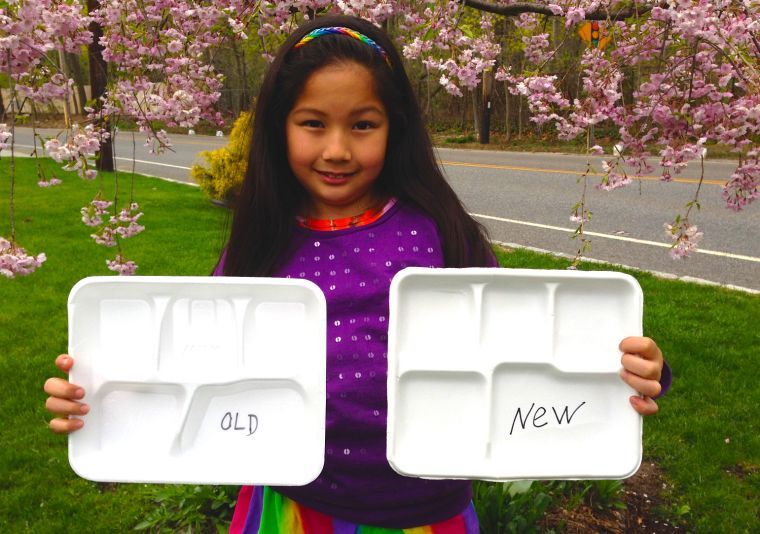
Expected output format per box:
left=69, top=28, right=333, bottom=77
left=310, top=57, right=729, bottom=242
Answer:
left=316, top=170, right=355, bottom=185
left=286, top=61, right=389, bottom=220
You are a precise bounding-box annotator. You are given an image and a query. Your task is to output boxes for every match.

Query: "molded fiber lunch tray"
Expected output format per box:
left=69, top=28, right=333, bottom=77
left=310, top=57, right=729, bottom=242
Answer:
left=67, top=276, right=327, bottom=485
left=386, top=268, right=643, bottom=481
left=68, top=269, right=642, bottom=484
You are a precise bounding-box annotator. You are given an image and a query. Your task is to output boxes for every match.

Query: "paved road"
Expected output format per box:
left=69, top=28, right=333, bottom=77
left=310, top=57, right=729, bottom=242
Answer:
left=11, top=127, right=759, bottom=291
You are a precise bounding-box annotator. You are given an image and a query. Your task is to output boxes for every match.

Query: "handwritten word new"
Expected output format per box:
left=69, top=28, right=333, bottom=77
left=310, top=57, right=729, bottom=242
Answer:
left=221, top=411, right=259, bottom=436
left=508, top=401, right=586, bottom=436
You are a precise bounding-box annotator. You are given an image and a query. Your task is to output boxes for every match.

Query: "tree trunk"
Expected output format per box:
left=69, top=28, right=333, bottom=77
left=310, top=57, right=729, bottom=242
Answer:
left=231, top=39, right=250, bottom=116
left=87, top=0, right=113, bottom=172
left=518, top=93, right=523, bottom=138
left=504, top=83, right=510, bottom=141
left=57, top=49, right=72, bottom=127
left=66, top=52, right=88, bottom=115
left=460, top=94, right=467, bottom=131
left=479, top=70, right=493, bottom=144
left=518, top=57, right=525, bottom=138
left=471, top=89, right=479, bottom=135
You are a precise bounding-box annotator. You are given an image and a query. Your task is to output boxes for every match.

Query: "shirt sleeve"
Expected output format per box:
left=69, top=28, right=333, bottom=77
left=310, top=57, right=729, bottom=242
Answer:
left=656, top=360, right=672, bottom=398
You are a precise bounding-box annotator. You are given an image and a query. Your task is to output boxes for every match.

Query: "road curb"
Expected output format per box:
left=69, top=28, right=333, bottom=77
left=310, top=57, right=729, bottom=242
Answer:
left=493, top=240, right=759, bottom=295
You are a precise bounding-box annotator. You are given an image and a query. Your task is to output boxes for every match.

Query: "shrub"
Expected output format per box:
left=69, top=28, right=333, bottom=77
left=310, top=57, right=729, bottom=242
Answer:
left=191, top=111, right=252, bottom=203
left=133, top=485, right=238, bottom=532
left=473, top=480, right=554, bottom=533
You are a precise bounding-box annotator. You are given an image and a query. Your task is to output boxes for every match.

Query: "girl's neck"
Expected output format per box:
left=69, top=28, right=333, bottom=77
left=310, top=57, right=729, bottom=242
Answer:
left=301, top=192, right=384, bottom=220
left=297, top=197, right=396, bottom=231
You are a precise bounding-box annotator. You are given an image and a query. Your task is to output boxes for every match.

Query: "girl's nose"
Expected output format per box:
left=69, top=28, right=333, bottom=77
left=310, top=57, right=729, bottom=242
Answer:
left=322, top=131, right=351, bottom=162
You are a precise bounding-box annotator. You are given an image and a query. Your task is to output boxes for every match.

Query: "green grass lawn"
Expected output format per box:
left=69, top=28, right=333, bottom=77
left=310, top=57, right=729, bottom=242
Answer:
left=1, top=158, right=758, bottom=532
left=0, top=159, right=229, bottom=533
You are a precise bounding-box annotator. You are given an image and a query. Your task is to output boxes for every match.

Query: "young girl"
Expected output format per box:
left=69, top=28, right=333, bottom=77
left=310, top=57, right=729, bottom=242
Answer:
left=44, top=14, right=669, bottom=533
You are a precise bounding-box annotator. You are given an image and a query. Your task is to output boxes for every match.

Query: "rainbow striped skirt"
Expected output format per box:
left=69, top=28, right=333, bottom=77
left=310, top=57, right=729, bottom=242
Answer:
left=230, top=486, right=480, bottom=534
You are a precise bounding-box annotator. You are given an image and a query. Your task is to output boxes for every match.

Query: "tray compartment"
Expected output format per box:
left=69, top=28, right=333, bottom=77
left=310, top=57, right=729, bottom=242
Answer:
left=480, top=280, right=553, bottom=364
left=157, top=298, right=238, bottom=382
left=174, top=379, right=322, bottom=484
left=68, top=283, right=163, bottom=381
left=239, top=283, right=324, bottom=377
left=178, top=379, right=307, bottom=450
left=242, top=300, right=310, bottom=376
left=69, top=381, right=186, bottom=481
left=99, top=299, right=155, bottom=375
left=489, top=363, right=640, bottom=479
left=393, top=279, right=479, bottom=369
left=552, top=277, right=641, bottom=372
left=390, top=370, right=488, bottom=476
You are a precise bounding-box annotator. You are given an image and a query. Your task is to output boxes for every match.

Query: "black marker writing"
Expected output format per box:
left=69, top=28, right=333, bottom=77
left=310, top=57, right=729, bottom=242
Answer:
left=509, top=401, right=586, bottom=436
left=221, top=411, right=259, bottom=436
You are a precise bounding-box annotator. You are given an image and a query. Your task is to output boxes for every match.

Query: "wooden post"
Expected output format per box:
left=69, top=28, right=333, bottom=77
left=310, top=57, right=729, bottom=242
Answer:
left=479, top=69, right=493, bottom=144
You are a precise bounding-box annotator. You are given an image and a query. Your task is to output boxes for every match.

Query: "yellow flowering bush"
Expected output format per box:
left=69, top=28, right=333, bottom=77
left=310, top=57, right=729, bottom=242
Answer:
left=191, top=111, right=252, bottom=203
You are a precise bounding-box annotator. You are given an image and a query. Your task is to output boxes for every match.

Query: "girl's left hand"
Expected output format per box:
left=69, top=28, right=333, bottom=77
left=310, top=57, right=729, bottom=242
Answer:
left=619, top=336, right=664, bottom=416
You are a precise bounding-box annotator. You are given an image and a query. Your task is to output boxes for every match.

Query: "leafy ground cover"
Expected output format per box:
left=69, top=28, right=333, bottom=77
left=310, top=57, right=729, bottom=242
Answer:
left=1, top=159, right=757, bottom=532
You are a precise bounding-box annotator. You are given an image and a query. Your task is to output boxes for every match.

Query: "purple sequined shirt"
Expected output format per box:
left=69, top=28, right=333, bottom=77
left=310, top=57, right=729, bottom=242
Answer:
left=217, top=200, right=478, bottom=528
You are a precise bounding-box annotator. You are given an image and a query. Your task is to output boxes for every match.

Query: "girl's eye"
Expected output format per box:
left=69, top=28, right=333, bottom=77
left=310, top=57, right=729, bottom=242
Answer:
left=302, top=120, right=323, bottom=128
left=353, top=121, right=375, bottom=131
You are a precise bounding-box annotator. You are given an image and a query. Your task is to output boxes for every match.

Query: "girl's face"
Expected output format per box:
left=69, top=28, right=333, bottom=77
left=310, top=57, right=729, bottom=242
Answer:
left=286, top=61, right=389, bottom=220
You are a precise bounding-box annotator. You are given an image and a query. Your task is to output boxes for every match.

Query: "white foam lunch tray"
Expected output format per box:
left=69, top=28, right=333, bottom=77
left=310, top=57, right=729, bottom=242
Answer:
left=67, top=276, right=326, bottom=485
left=387, top=268, right=643, bottom=480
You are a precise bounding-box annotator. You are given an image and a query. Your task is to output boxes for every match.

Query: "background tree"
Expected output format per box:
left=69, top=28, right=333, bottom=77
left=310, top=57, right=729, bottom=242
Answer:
left=1, top=0, right=757, bottom=277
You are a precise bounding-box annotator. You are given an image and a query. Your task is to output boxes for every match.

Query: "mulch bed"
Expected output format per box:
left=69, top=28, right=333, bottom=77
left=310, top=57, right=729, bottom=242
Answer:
left=543, top=462, right=685, bottom=533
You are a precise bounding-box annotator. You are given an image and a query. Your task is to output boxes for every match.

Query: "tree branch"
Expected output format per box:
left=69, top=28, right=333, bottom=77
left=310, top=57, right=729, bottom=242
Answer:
left=462, top=0, right=658, bottom=21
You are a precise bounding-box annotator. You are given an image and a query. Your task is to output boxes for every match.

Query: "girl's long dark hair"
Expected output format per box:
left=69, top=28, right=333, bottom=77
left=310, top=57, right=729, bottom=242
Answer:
left=224, top=15, right=492, bottom=276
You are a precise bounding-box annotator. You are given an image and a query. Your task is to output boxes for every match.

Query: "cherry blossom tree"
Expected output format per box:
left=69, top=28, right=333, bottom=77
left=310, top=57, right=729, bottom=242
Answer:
left=1, top=0, right=757, bottom=277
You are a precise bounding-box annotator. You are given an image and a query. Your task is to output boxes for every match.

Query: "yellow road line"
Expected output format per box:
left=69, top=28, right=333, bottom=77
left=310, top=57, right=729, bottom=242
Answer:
left=440, top=160, right=726, bottom=186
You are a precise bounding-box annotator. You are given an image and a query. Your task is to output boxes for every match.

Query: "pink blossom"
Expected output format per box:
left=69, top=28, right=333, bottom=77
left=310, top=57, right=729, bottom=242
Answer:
left=664, top=221, right=704, bottom=259
left=0, top=237, right=46, bottom=278
left=81, top=198, right=113, bottom=227
left=85, top=200, right=144, bottom=245
left=167, top=40, right=183, bottom=53
left=37, top=176, right=62, bottom=187
left=597, top=172, right=632, bottom=191
left=0, top=124, right=11, bottom=150
left=565, top=7, right=586, bottom=27
left=106, top=255, right=138, bottom=276
left=91, top=227, right=118, bottom=247
left=722, top=161, right=760, bottom=212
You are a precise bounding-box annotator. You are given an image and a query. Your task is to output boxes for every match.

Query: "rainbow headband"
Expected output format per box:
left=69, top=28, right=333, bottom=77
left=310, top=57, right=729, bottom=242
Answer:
left=293, top=26, right=391, bottom=66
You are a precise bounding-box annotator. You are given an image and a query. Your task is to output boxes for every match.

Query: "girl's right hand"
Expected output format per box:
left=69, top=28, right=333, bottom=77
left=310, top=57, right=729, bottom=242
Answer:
left=43, top=354, right=89, bottom=434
